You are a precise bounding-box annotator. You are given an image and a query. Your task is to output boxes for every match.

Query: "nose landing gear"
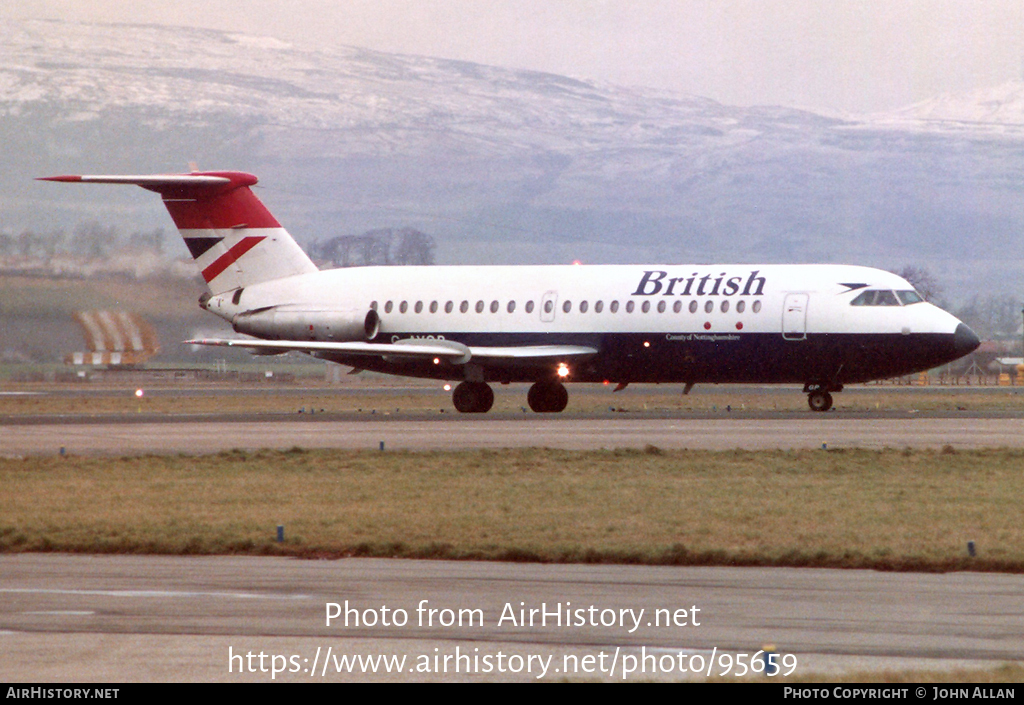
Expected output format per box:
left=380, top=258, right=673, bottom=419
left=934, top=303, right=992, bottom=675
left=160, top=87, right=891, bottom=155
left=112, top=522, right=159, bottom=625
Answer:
left=804, top=383, right=841, bottom=412
left=807, top=390, right=833, bottom=412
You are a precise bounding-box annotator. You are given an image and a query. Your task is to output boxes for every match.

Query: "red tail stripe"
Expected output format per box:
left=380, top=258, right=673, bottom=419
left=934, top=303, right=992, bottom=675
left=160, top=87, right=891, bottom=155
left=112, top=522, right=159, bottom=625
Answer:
left=201, top=236, right=266, bottom=282
left=163, top=186, right=280, bottom=229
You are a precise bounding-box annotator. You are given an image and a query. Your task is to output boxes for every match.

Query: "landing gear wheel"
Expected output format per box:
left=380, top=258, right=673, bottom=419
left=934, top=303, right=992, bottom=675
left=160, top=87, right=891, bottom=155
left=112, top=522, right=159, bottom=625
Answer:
left=527, top=381, right=569, bottom=413
left=808, top=390, right=833, bottom=412
left=452, top=381, right=494, bottom=413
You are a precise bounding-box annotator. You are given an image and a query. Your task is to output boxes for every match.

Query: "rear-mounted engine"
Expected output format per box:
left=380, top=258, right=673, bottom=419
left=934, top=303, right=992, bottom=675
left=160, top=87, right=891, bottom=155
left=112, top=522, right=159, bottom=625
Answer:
left=233, top=306, right=380, bottom=341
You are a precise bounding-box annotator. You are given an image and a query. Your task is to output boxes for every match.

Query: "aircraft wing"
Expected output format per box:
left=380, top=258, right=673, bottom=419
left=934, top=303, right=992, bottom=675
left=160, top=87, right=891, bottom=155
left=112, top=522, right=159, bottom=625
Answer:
left=186, top=337, right=598, bottom=364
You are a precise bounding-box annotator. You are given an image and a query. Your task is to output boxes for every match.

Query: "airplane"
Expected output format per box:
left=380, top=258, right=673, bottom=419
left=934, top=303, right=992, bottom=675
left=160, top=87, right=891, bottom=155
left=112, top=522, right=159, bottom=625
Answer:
left=39, top=170, right=980, bottom=413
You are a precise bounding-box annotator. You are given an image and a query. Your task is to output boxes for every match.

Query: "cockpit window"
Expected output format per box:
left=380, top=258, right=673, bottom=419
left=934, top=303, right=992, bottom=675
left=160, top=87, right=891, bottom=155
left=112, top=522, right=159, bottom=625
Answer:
left=875, top=290, right=899, bottom=306
left=896, top=290, right=923, bottom=305
left=850, top=289, right=906, bottom=306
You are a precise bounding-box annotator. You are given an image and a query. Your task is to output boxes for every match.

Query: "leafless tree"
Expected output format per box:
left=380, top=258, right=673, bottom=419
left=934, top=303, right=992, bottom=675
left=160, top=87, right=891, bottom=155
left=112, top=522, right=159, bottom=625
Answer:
left=310, top=227, right=436, bottom=268
left=954, top=295, right=1022, bottom=340
left=893, top=265, right=943, bottom=303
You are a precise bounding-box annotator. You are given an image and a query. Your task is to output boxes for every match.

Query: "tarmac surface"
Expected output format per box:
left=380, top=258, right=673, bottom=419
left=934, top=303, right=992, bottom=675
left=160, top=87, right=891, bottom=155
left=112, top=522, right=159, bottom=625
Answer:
left=2, top=554, right=1021, bottom=682
left=4, top=415, right=1024, bottom=455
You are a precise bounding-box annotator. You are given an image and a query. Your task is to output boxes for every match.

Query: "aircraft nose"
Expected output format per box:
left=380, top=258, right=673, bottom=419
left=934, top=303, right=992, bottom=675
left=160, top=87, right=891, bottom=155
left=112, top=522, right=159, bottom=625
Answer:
left=953, top=322, right=981, bottom=358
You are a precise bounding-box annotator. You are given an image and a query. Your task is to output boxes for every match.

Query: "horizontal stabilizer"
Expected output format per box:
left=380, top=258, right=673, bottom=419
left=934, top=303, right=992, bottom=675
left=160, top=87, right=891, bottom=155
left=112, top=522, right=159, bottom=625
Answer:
left=38, top=174, right=233, bottom=189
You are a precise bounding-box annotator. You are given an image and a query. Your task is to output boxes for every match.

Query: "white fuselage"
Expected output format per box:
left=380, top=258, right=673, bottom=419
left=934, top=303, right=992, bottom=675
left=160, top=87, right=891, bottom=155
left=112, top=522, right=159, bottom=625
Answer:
left=201, top=263, right=973, bottom=387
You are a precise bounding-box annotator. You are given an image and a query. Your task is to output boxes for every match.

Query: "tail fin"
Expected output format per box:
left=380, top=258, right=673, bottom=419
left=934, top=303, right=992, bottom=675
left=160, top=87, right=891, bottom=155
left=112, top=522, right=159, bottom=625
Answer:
left=39, top=171, right=318, bottom=294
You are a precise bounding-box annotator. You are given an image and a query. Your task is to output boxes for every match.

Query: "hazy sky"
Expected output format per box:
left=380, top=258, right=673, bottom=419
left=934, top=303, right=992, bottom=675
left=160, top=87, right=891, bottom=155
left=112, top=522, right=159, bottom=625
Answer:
left=5, top=0, right=1024, bottom=114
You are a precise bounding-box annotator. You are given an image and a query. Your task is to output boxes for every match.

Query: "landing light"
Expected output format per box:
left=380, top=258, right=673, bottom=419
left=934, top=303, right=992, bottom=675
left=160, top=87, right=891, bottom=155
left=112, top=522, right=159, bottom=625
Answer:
left=557, top=363, right=570, bottom=378
left=433, top=357, right=440, bottom=364
left=643, top=341, right=650, bottom=348
left=443, top=384, right=452, bottom=391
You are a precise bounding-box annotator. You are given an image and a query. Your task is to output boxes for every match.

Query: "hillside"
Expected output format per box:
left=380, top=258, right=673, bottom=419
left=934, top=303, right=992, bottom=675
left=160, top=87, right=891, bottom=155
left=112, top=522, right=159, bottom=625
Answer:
left=3, top=19, right=1024, bottom=299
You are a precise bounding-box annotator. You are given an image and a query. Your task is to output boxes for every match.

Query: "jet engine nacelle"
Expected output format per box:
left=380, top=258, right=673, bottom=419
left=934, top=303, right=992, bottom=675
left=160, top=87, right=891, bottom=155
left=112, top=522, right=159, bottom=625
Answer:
left=233, top=306, right=380, bottom=342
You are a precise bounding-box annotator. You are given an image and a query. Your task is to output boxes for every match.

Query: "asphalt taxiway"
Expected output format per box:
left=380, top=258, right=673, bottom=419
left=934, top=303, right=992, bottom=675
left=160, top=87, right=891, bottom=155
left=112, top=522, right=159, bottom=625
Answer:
left=4, top=415, right=1024, bottom=456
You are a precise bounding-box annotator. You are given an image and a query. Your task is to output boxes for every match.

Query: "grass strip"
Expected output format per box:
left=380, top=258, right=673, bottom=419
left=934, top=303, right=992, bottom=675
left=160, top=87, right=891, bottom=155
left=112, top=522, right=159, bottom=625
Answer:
left=2, top=447, right=1022, bottom=571
left=783, top=663, right=1024, bottom=684
left=5, top=387, right=1024, bottom=417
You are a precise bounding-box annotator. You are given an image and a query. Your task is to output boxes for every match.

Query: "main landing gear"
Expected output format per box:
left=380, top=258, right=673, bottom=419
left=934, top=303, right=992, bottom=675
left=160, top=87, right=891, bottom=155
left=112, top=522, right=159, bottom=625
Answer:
left=804, top=383, right=841, bottom=412
left=452, top=381, right=494, bottom=413
left=450, top=380, right=570, bottom=413
left=527, top=380, right=568, bottom=413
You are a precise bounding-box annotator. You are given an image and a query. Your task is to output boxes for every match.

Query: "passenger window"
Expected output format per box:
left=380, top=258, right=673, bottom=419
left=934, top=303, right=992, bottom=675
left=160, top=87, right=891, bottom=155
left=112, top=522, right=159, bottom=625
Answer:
left=689, top=300, right=698, bottom=313
left=414, top=301, right=423, bottom=314
left=641, top=301, right=650, bottom=313
left=445, top=301, right=454, bottom=313
left=544, top=300, right=553, bottom=314
left=720, top=301, right=729, bottom=313
left=429, top=301, right=438, bottom=313
left=626, top=301, right=635, bottom=313
left=526, top=301, right=535, bottom=314
left=385, top=301, right=394, bottom=314
left=753, top=301, right=762, bottom=313
left=563, top=300, right=572, bottom=313
left=369, top=300, right=377, bottom=311
left=580, top=301, right=589, bottom=313
left=610, top=301, right=619, bottom=313
left=490, top=300, right=499, bottom=313
left=595, top=301, right=604, bottom=313
left=736, top=300, right=745, bottom=313
left=657, top=301, right=666, bottom=313
left=400, top=301, right=408, bottom=313
left=673, top=301, right=682, bottom=313
left=507, top=300, right=516, bottom=313
left=460, top=301, right=469, bottom=313
left=704, top=301, right=714, bottom=313
left=476, top=300, right=485, bottom=313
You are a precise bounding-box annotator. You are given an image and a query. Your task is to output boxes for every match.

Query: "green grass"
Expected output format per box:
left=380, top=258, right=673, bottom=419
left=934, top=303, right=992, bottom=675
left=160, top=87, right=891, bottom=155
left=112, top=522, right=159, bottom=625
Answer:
left=2, top=447, right=1023, bottom=571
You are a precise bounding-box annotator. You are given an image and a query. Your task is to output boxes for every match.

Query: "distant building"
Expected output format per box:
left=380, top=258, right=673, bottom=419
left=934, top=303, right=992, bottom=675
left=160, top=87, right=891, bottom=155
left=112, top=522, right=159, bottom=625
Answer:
left=64, top=310, right=160, bottom=367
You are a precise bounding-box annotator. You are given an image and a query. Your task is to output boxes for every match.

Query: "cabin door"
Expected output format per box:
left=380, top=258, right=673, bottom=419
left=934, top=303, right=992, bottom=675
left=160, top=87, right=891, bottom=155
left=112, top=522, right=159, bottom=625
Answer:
left=782, top=293, right=808, bottom=340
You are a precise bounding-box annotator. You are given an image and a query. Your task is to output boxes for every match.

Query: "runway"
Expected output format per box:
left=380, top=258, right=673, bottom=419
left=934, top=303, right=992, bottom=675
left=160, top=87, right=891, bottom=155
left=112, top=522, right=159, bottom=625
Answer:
left=4, top=415, right=1024, bottom=455
left=2, top=554, right=1021, bottom=682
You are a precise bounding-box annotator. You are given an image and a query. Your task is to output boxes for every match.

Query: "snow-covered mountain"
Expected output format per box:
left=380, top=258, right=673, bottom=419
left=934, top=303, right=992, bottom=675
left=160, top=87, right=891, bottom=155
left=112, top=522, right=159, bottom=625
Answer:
left=3, top=19, right=1024, bottom=298
left=888, top=81, right=1024, bottom=128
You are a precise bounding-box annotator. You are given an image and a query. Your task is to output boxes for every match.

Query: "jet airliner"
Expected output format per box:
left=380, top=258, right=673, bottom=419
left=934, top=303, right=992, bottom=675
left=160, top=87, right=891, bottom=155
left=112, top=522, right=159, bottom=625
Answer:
left=40, top=171, right=980, bottom=412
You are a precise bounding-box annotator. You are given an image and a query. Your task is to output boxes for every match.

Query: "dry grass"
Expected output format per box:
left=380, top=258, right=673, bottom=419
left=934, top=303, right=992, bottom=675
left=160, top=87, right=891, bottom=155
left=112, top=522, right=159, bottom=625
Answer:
left=787, top=662, right=1024, bottom=684
left=0, top=390, right=446, bottom=416
left=0, top=274, right=202, bottom=320
left=4, top=384, right=1024, bottom=417
left=2, top=447, right=1022, bottom=570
